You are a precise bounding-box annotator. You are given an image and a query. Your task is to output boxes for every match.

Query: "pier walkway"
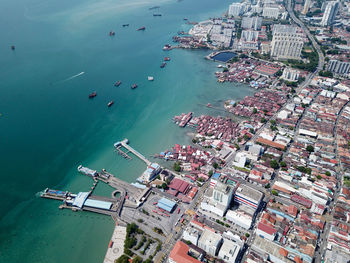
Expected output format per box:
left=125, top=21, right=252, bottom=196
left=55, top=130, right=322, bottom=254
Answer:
left=114, top=138, right=151, bottom=166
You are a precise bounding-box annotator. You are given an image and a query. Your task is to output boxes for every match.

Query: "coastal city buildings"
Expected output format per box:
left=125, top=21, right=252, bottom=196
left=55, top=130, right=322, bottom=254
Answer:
left=38, top=0, right=350, bottom=262
left=271, top=24, right=304, bottom=60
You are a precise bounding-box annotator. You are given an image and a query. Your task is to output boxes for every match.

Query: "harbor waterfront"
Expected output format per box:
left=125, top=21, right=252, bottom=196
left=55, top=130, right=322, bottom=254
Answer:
left=0, top=0, right=254, bottom=262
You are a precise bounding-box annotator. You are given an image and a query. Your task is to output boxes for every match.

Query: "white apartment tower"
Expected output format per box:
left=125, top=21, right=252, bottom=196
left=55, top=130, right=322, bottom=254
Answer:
left=271, top=25, right=304, bottom=60
left=228, top=3, right=245, bottom=17
left=302, top=0, right=311, bottom=15
left=241, top=16, right=262, bottom=30
left=320, top=1, right=339, bottom=26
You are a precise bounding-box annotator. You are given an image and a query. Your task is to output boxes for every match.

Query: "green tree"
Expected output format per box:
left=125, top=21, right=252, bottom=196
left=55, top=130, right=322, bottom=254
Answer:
left=271, top=190, right=278, bottom=196
left=253, top=108, right=258, bottom=114
left=280, top=161, right=287, bottom=167
left=325, top=171, right=331, bottom=176
left=306, top=145, right=314, bottom=152
left=173, top=162, right=181, bottom=172
left=116, top=255, right=130, bottom=263
left=270, top=160, right=279, bottom=169
left=208, top=170, right=213, bottom=176
left=213, top=162, right=219, bottom=169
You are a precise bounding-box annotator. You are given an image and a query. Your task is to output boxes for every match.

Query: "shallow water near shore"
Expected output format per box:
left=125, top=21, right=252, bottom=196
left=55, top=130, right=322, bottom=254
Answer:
left=0, top=0, right=253, bottom=262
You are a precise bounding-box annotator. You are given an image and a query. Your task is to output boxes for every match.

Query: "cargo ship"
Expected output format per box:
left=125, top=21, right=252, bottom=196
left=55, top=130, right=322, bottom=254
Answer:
left=136, top=27, right=146, bottom=31
left=89, top=92, right=97, bottom=98
left=160, top=62, right=166, bottom=68
left=114, top=80, right=122, bottom=87
left=131, top=84, right=138, bottom=89
left=164, top=57, right=171, bottom=61
left=107, top=101, right=114, bottom=107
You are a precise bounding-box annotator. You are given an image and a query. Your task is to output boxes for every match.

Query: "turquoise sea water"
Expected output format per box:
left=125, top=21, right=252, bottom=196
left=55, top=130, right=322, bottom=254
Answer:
left=0, top=0, right=254, bottom=262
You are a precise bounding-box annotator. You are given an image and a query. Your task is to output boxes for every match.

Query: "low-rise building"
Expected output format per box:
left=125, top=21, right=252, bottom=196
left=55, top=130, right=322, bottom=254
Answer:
left=198, top=229, right=223, bottom=256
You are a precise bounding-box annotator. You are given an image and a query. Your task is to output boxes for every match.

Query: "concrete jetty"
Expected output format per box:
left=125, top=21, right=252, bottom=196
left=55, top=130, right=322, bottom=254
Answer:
left=114, top=138, right=151, bottom=165
left=103, top=224, right=127, bottom=263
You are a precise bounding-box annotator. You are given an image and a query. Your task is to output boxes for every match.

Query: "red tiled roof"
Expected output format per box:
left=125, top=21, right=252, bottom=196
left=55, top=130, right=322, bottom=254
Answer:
left=169, top=241, right=201, bottom=263
left=257, top=222, right=277, bottom=235
left=279, top=248, right=288, bottom=257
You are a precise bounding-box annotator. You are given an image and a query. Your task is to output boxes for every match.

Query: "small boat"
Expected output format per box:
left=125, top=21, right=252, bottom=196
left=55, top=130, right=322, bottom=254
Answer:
left=107, top=101, right=114, bottom=107
left=164, top=57, right=171, bottom=61
left=89, top=92, right=97, bottom=98
left=183, top=18, right=188, bottom=21
left=207, top=103, right=212, bottom=107
left=217, top=64, right=223, bottom=68
left=131, top=84, right=138, bottom=89
left=109, top=31, right=115, bottom=36
left=153, top=14, right=162, bottom=16
left=162, top=44, right=172, bottom=51
left=11, top=45, right=15, bottom=50
left=136, top=27, right=146, bottom=31
left=114, top=80, right=122, bottom=87
left=148, top=76, right=154, bottom=81
left=122, top=24, right=129, bottom=27
left=149, top=6, right=160, bottom=10
left=160, top=62, right=166, bottom=68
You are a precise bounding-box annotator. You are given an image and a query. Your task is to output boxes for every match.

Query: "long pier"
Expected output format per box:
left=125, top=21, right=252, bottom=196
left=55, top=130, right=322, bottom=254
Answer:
left=114, top=138, right=151, bottom=166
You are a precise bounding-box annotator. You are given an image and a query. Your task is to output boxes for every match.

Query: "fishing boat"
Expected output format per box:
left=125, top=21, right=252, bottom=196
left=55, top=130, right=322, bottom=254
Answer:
left=109, top=31, right=115, bottom=36
left=131, top=84, right=138, bottom=89
left=148, top=76, right=154, bottom=81
left=164, top=57, right=171, bottom=61
left=153, top=14, right=162, bottom=16
left=136, top=27, right=146, bottom=31
left=114, top=80, right=122, bottom=87
left=122, top=24, right=129, bottom=27
left=162, top=44, right=172, bottom=51
left=89, top=92, right=97, bottom=98
left=107, top=101, right=114, bottom=107
left=160, top=62, right=166, bottom=68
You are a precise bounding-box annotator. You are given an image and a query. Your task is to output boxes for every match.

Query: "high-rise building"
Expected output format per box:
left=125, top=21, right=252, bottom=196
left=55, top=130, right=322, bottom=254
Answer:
left=282, top=68, right=300, bottom=81
left=228, top=3, right=245, bottom=17
left=271, top=25, right=304, bottom=60
left=301, top=0, right=311, bottom=15
left=328, top=60, right=350, bottom=75
left=200, top=181, right=234, bottom=216
left=262, top=6, right=280, bottom=19
left=241, top=16, right=262, bottom=30
left=320, top=1, right=339, bottom=26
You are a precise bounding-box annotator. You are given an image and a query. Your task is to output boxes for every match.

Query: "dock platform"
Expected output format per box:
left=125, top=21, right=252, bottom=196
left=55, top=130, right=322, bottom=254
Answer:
left=114, top=138, right=151, bottom=165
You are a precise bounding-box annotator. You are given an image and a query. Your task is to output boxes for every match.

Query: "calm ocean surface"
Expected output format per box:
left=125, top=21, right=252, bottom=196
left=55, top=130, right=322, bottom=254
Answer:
left=0, top=0, right=253, bottom=262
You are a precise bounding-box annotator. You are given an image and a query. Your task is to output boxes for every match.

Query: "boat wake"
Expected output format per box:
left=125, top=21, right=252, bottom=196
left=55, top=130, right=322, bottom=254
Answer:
left=53, top=71, right=85, bottom=84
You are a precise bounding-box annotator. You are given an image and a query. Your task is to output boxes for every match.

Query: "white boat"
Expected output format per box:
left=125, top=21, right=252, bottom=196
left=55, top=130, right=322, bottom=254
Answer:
left=217, top=64, right=223, bottom=68
left=148, top=76, right=154, bottom=81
